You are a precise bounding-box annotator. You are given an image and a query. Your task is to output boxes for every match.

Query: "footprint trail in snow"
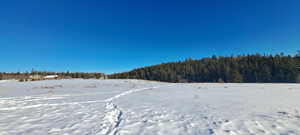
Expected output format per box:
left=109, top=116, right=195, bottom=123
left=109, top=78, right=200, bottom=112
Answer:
left=1, top=79, right=300, bottom=135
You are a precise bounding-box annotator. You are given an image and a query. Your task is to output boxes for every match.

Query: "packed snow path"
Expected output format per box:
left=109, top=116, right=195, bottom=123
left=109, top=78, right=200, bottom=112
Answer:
left=1, top=79, right=300, bottom=135
left=100, top=84, right=173, bottom=135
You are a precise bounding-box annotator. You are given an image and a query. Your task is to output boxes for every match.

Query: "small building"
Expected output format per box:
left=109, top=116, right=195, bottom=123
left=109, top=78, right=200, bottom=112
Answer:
left=43, top=75, right=59, bottom=80
left=99, top=75, right=108, bottom=79
left=29, top=75, right=43, bottom=80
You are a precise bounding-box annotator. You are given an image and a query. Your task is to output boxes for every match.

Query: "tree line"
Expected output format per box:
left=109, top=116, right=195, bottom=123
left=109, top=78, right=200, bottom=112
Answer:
left=0, top=71, right=105, bottom=80
left=109, top=53, right=300, bottom=83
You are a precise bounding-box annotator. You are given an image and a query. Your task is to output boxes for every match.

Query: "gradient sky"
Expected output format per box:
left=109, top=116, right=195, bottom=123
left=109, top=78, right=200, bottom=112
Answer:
left=0, top=0, right=299, bottom=73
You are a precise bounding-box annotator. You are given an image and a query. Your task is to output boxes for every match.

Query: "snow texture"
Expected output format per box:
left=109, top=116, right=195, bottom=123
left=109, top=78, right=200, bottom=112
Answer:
left=0, top=79, right=300, bottom=135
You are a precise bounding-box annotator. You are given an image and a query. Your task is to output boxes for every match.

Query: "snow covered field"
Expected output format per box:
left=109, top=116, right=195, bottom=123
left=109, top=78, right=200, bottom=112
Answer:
left=0, top=79, right=300, bottom=135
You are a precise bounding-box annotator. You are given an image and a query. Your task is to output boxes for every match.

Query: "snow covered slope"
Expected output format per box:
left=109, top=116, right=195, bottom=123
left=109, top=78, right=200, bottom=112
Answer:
left=0, top=79, right=300, bottom=135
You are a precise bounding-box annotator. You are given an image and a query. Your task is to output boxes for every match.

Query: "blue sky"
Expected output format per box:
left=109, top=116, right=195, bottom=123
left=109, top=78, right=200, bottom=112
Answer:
left=0, top=0, right=299, bottom=73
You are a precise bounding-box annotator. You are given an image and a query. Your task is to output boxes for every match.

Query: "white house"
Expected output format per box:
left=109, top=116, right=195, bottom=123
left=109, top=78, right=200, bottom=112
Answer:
left=43, top=75, right=58, bottom=80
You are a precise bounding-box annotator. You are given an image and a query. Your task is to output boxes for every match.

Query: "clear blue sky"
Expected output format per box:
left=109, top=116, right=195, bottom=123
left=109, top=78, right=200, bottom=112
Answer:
left=0, top=0, right=299, bottom=73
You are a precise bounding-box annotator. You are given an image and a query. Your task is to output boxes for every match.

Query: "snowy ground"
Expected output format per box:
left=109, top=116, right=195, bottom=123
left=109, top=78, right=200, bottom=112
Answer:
left=0, top=79, right=300, bottom=135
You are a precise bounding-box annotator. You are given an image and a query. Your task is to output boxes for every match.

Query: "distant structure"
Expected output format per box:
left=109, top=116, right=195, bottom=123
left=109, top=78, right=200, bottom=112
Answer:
left=28, top=75, right=59, bottom=81
left=29, top=75, right=43, bottom=81
left=43, top=75, right=59, bottom=80
left=99, top=75, right=108, bottom=79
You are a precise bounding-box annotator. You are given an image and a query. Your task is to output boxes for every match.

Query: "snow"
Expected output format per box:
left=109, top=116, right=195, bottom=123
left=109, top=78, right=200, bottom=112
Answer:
left=0, top=79, right=300, bottom=135
left=0, top=80, right=15, bottom=83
